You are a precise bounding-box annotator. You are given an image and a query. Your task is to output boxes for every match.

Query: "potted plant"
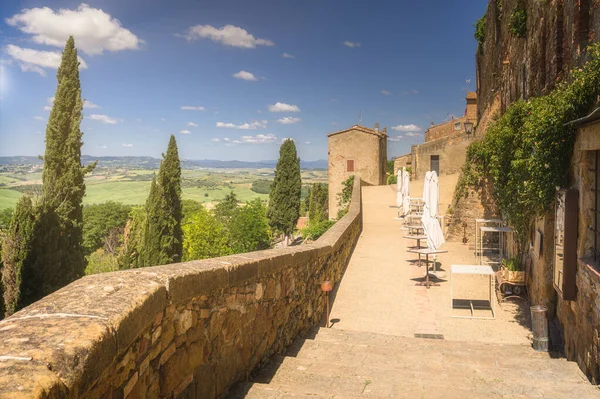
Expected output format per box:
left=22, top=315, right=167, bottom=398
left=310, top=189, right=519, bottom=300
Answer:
left=502, top=258, right=525, bottom=283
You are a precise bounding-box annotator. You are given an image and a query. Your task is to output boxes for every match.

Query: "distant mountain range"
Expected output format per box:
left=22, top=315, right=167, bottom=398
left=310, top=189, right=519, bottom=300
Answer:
left=0, top=156, right=328, bottom=170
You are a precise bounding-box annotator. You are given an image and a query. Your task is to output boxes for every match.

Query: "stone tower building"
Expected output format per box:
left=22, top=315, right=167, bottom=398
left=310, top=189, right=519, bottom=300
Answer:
left=327, top=123, right=387, bottom=219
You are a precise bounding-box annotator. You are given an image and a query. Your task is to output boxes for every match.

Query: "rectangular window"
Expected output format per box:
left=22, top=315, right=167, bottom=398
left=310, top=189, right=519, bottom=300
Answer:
left=454, top=122, right=461, bottom=131
left=590, top=150, right=600, bottom=268
left=346, top=160, right=355, bottom=172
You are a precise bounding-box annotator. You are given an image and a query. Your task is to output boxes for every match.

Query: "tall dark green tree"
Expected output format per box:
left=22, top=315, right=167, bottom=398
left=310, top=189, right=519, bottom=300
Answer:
left=32, top=36, right=94, bottom=299
left=308, top=183, right=328, bottom=226
left=138, top=135, right=183, bottom=267
left=2, top=197, right=36, bottom=316
left=267, top=139, right=301, bottom=244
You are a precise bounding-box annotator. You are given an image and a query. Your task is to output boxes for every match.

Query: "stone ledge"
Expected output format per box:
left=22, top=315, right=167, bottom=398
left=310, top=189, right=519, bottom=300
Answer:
left=0, top=176, right=364, bottom=398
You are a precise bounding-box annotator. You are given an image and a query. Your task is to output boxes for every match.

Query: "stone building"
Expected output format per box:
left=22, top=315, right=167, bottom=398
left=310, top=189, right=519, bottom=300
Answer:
left=393, top=92, right=477, bottom=181
left=425, top=92, right=478, bottom=142
left=328, top=124, right=387, bottom=219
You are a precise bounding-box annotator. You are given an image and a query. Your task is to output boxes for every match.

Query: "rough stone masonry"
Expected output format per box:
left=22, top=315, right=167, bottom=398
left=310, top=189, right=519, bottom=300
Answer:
left=0, top=178, right=363, bottom=398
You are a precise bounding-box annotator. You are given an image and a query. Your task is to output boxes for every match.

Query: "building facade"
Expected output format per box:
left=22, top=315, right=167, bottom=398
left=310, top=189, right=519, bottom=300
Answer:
left=328, top=124, right=387, bottom=219
left=393, top=92, right=477, bottom=181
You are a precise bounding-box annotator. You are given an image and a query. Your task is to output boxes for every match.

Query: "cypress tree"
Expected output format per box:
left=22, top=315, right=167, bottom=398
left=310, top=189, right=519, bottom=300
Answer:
left=138, top=175, right=166, bottom=267
left=138, top=135, right=183, bottom=267
left=308, top=183, right=328, bottom=225
left=2, top=197, right=36, bottom=316
left=32, top=36, right=94, bottom=299
left=158, top=135, right=183, bottom=262
left=267, top=139, right=301, bottom=244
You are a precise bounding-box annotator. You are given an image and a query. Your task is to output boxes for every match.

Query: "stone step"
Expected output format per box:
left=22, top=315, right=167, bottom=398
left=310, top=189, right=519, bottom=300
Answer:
left=227, top=328, right=599, bottom=398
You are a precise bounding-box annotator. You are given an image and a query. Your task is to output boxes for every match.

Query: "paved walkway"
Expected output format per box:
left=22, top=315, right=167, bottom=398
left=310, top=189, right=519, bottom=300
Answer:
left=329, top=185, right=532, bottom=344
left=229, top=184, right=599, bottom=397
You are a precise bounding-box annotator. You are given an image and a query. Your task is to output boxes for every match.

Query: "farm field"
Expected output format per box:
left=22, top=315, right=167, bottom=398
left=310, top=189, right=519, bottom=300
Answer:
left=0, top=167, right=328, bottom=210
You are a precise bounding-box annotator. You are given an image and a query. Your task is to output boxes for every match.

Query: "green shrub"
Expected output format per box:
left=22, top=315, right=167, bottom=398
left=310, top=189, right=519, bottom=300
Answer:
left=301, top=220, right=335, bottom=241
left=474, top=14, right=486, bottom=52
left=85, top=249, right=120, bottom=275
left=250, top=179, right=272, bottom=194
left=457, top=42, right=600, bottom=260
left=509, top=6, right=527, bottom=38
left=387, top=174, right=397, bottom=185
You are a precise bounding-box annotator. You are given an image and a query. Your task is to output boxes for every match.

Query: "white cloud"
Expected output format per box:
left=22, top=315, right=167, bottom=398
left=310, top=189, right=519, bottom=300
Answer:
left=305, top=141, right=311, bottom=145
left=391, top=124, right=421, bottom=132
left=180, top=24, right=274, bottom=48
left=83, top=100, right=99, bottom=108
left=180, top=130, right=191, bottom=134
left=211, top=138, right=220, bottom=142
left=181, top=106, right=205, bottom=111
left=89, top=114, right=119, bottom=124
left=98, top=144, right=108, bottom=149
left=216, top=122, right=236, bottom=129
left=405, top=132, right=423, bottom=137
left=233, top=70, right=258, bottom=81
left=282, top=52, right=295, bottom=59
left=277, top=116, right=301, bottom=125
left=187, top=122, right=198, bottom=127
left=122, top=143, right=133, bottom=147
left=33, top=115, right=45, bottom=121
left=344, top=41, right=360, bottom=48
left=216, top=120, right=268, bottom=130
left=388, top=135, right=404, bottom=142
left=380, top=90, right=391, bottom=96
left=268, top=102, right=300, bottom=113
left=223, top=137, right=230, bottom=141
left=240, top=133, right=277, bottom=144
left=5, top=44, right=87, bottom=76
left=402, top=89, right=420, bottom=95
left=6, top=4, right=142, bottom=55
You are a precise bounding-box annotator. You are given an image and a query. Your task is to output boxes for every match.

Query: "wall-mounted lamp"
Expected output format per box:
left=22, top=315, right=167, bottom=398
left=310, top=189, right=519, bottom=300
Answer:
left=464, top=121, right=474, bottom=136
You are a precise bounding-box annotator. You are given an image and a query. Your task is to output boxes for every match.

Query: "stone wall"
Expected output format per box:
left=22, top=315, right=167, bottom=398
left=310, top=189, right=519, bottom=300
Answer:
left=0, top=177, right=363, bottom=398
left=477, top=0, right=600, bottom=117
left=424, top=93, right=477, bottom=142
left=412, top=133, right=471, bottom=181
left=392, top=153, right=412, bottom=174
left=328, top=125, right=385, bottom=219
left=554, top=120, right=600, bottom=383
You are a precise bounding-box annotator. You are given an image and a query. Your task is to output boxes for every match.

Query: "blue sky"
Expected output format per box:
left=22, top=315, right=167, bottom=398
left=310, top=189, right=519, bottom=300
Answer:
left=0, top=0, right=486, bottom=162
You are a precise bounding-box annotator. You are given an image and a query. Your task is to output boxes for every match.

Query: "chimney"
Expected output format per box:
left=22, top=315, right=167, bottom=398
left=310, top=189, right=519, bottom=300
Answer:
left=430, top=122, right=434, bottom=127
left=382, top=127, right=387, bottom=134
left=374, top=122, right=379, bottom=132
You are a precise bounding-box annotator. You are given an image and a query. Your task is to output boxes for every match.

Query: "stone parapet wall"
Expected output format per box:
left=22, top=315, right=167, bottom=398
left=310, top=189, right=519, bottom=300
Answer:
left=0, top=177, right=363, bottom=398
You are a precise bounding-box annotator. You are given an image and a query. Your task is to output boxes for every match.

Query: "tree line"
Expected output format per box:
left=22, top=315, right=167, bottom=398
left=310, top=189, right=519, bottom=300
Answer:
left=0, top=37, right=347, bottom=319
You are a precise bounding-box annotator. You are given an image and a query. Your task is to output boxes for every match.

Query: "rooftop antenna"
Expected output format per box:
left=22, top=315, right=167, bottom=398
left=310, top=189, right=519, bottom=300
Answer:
left=358, top=109, right=362, bottom=124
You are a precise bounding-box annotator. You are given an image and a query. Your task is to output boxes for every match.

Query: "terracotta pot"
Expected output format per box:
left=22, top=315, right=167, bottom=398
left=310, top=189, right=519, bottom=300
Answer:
left=321, top=281, right=333, bottom=292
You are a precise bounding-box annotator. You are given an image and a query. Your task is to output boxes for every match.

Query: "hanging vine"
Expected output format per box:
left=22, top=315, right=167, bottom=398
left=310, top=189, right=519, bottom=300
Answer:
left=456, top=42, right=600, bottom=259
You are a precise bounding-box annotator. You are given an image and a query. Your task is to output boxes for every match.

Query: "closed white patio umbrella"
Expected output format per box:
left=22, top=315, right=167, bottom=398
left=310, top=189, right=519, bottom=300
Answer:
left=402, top=167, right=410, bottom=216
left=396, top=168, right=403, bottom=208
left=423, top=171, right=445, bottom=250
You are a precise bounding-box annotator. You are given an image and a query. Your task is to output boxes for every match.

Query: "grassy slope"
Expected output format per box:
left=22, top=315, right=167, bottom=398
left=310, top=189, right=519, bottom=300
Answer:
left=0, top=168, right=325, bottom=210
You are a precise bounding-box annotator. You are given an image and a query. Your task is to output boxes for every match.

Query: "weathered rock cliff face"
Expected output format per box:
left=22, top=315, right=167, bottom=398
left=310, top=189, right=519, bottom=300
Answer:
left=0, top=178, right=363, bottom=398
left=477, top=0, right=600, bottom=118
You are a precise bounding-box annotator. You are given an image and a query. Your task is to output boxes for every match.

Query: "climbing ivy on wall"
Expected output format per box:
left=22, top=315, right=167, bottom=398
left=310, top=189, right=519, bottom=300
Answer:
left=456, top=42, right=600, bottom=259
left=474, top=14, right=486, bottom=53
left=509, top=4, right=527, bottom=37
